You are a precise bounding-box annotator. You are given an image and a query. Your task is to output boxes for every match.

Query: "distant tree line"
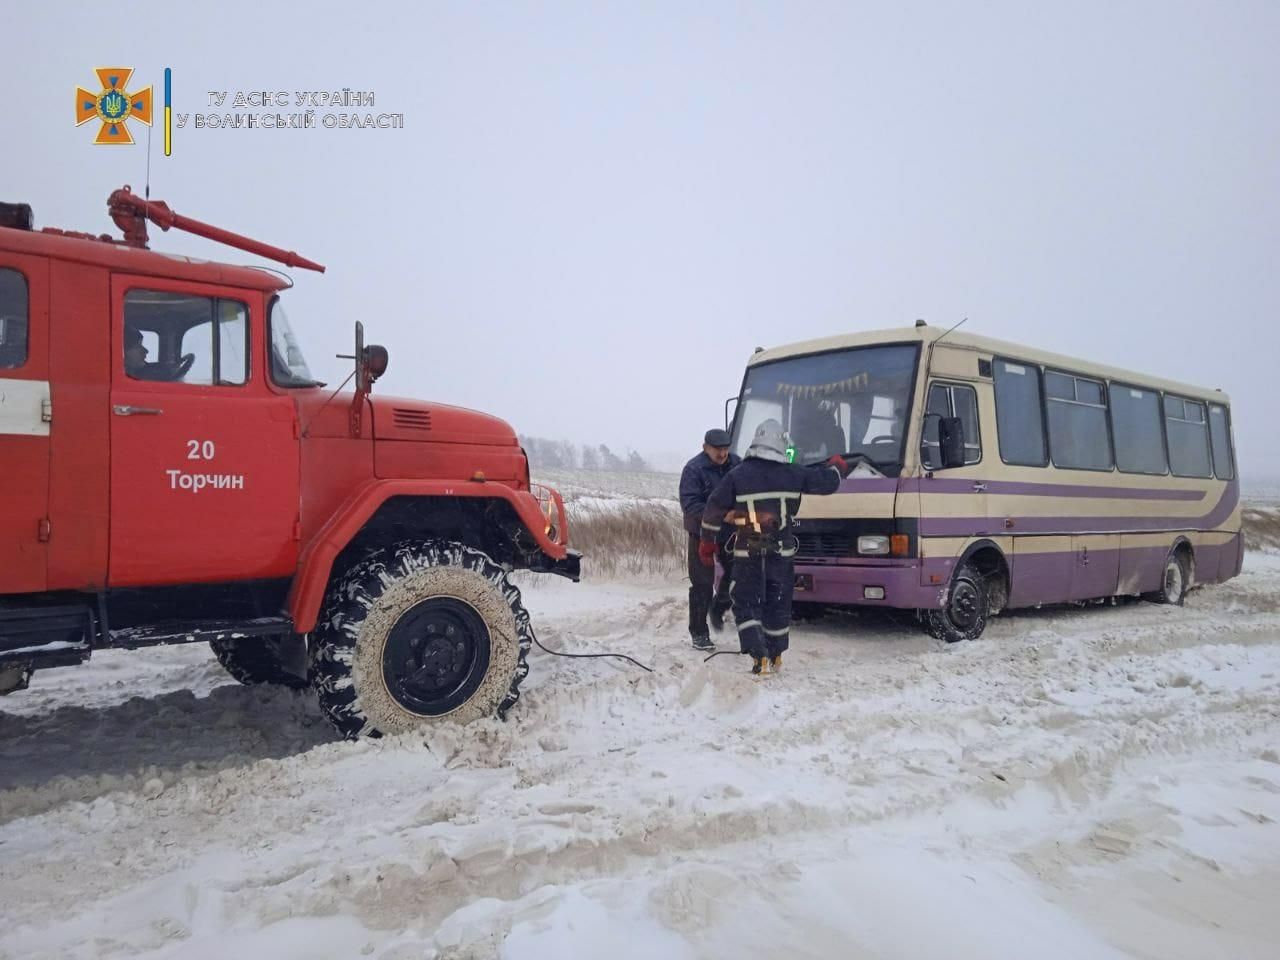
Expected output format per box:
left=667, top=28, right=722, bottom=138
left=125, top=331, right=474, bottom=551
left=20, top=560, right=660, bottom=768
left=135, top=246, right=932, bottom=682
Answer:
left=519, top=435, right=650, bottom=472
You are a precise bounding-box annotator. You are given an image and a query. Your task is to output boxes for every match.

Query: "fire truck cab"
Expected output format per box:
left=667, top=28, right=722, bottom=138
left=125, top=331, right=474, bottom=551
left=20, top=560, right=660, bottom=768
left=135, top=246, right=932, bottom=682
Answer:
left=0, top=188, right=579, bottom=738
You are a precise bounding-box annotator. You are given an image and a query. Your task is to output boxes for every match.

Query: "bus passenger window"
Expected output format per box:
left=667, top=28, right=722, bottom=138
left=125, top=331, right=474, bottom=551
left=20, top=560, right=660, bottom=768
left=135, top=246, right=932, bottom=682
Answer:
left=1208, top=404, right=1234, bottom=481
left=1109, top=385, right=1167, bottom=475
left=993, top=359, right=1047, bottom=466
left=0, top=268, right=28, bottom=369
left=1164, top=396, right=1212, bottom=478
left=1046, top=370, right=1113, bottom=471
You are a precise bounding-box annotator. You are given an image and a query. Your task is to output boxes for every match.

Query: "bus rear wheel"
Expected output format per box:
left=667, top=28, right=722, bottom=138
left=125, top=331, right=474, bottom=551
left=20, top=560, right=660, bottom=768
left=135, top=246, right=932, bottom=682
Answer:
left=924, top=563, right=990, bottom=643
left=1145, top=550, right=1189, bottom=606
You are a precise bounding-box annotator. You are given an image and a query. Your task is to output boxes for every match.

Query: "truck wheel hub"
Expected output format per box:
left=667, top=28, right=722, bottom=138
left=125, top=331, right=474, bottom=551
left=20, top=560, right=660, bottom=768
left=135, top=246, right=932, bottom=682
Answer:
left=383, top=598, right=490, bottom=715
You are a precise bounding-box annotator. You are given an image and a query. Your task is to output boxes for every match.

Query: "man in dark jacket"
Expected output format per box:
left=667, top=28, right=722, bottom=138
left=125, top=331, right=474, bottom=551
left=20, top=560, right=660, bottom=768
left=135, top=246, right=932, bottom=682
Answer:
left=679, top=428, right=741, bottom=650
left=699, top=418, right=851, bottom=675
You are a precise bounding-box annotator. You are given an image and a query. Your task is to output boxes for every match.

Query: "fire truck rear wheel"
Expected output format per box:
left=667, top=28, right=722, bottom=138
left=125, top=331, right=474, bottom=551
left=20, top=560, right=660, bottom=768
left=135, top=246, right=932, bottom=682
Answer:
left=309, top=541, right=532, bottom=739
left=210, top=635, right=309, bottom=689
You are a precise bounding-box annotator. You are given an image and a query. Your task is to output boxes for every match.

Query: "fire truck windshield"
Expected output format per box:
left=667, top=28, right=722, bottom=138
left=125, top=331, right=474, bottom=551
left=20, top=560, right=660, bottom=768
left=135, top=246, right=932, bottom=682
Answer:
left=269, top=296, right=319, bottom=387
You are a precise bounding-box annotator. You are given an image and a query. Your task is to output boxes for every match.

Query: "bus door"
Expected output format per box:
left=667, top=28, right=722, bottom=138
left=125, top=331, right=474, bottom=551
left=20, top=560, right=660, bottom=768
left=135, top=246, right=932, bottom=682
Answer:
left=919, top=380, right=994, bottom=533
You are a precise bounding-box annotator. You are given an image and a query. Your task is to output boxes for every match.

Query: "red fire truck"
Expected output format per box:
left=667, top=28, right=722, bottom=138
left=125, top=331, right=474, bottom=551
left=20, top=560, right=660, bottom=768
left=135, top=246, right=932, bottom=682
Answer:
left=0, top=187, right=579, bottom=738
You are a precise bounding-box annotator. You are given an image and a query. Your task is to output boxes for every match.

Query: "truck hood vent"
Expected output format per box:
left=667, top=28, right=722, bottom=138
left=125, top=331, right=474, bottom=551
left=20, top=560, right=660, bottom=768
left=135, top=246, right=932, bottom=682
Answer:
left=392, top=407, right=432, bottom=431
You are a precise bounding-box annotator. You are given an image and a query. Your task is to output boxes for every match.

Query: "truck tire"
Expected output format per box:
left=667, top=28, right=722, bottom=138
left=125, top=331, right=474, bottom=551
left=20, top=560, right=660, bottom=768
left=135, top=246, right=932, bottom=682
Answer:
left=923, top=562, right=989, bottom=643
left=210, top=635, right=309, bottom=689
left=309, top=541, right=533, bottom=739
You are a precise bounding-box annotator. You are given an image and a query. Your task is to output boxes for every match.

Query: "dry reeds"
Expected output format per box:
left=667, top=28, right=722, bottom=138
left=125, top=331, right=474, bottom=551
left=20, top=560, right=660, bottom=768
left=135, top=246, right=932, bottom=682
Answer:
left=1244, top=506, right=1280, bottom=553
left=564, top=502, right=686, bottom=579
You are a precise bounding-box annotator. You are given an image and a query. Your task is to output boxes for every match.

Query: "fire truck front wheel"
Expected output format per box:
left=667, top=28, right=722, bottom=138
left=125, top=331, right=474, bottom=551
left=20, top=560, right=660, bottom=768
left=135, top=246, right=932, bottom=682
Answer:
left=309, top=541, right=532, bottom=739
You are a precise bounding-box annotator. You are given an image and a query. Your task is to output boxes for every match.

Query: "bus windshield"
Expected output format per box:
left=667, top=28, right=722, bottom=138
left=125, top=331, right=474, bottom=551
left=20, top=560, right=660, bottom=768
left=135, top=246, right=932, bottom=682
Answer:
left=731, top=344, right=919, bottom=474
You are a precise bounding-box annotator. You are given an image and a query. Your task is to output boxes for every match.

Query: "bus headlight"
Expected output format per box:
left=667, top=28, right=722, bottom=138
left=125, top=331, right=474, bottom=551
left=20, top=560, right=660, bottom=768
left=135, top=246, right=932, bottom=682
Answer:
left=857, top=535, right=890, bottom=555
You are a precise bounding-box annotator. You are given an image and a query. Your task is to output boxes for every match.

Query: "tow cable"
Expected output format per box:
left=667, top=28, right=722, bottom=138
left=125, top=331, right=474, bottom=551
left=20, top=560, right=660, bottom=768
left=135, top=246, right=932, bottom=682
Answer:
left=531, top=631, right=654, bottom=673
left=701, top=650, right=745, bottom=663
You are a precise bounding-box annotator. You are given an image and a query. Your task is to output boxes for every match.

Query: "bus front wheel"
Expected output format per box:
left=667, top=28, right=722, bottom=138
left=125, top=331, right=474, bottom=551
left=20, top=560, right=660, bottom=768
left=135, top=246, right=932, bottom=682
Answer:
left=924, top=563, right=990, bottom=643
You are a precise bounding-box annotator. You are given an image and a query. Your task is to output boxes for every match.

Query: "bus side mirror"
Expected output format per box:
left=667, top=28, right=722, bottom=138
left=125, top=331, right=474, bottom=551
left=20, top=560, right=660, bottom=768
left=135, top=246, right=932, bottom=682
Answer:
left=724, top=396, right=738, bottom=431
left=939, top=417, right=966, bottom=469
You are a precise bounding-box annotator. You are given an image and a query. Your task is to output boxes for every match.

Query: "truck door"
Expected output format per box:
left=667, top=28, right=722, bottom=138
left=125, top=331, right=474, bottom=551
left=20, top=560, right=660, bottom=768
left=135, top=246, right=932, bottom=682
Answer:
left=0, top=254, right=50, bottom=593
left=108, top=276, right=300, bottom=587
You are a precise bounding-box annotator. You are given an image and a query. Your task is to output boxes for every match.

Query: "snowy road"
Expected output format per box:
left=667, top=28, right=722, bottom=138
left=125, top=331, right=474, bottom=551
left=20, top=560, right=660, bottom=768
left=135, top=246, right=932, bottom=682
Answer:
left=2, top=559, right=1279, bottom=958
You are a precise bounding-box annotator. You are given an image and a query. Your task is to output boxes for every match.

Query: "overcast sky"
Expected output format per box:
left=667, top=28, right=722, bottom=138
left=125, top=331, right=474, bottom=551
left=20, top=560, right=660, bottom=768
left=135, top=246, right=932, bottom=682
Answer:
left=12, top=1, right=1279, bottom=479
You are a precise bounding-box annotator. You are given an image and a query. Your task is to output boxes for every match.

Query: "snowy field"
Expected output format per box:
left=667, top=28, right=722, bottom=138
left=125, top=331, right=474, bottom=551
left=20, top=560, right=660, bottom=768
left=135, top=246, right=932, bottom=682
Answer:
left=2, top=484, right=1279, bottom=959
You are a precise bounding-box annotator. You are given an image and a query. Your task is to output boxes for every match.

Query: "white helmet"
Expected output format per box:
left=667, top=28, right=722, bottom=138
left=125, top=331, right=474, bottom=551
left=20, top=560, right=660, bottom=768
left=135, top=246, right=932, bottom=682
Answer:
left=747, top=418, right=789, bottom=463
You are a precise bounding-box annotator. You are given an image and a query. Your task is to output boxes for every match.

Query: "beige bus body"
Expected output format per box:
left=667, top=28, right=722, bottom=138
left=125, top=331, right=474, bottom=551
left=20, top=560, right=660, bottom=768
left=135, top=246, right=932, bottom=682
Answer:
left=730, top=325, right=1241, bottom=639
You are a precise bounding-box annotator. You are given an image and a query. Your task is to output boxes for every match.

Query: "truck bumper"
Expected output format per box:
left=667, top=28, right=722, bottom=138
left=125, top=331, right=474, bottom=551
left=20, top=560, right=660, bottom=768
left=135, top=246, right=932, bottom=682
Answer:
left=531, top=547, right=582, bottom=582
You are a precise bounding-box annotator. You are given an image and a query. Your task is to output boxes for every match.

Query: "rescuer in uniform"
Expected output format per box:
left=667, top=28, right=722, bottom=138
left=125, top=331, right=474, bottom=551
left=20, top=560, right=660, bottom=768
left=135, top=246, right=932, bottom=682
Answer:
left=679, top=428, right=740, bottom=651
left=699, top=418, right=851, bottom=674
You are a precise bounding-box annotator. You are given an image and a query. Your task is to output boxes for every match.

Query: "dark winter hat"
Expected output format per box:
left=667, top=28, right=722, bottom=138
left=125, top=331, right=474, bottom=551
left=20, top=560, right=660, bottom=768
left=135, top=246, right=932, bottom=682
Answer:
left=704, top=428, right=731, bottom=448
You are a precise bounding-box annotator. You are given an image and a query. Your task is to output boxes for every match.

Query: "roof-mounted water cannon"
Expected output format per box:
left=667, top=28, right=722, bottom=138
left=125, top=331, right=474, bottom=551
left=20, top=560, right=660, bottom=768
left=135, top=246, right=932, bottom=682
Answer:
left=106, top=185, right=325, bottom=272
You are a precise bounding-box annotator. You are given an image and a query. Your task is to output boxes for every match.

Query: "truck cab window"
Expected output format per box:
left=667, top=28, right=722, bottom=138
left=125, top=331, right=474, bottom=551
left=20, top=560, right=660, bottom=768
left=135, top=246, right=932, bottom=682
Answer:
left=124, top=290, right=248, bottom=385
left=0, top=268, right=28, bottom=369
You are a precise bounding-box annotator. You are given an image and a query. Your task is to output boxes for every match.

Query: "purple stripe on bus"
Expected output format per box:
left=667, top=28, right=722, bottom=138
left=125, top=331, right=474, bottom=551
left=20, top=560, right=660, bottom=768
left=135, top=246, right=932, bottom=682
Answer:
left=904, top=477, right=1206, bottom=501
left=915, top=482, right=1238, bottom=538
left=795, top=531, right=1243, bottom=611
left=836, top=476, right=1208, bottom=501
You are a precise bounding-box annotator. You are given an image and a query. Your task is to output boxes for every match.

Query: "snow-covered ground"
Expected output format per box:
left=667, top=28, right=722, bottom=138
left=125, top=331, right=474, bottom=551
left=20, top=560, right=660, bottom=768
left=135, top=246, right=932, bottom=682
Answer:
left=2, top=530, right=1279, bottom=957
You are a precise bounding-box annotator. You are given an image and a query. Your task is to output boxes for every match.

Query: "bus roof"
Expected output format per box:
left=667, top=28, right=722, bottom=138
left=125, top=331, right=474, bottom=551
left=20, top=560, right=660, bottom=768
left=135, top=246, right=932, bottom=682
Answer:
left=0, top=225, right=290, bottom=293
left=748, top=325, right=1231, bottom=405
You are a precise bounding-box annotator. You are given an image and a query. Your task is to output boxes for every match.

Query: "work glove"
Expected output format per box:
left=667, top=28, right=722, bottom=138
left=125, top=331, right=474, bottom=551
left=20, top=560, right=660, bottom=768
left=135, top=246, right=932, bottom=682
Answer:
left=827, top=455, right=851, bottom=477
left=698, top=540, right=718, bottom=567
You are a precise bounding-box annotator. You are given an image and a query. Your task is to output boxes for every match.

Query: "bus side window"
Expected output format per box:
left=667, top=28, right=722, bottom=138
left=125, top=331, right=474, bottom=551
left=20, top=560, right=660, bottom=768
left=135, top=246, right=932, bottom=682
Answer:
left=1045, top=370, right=1113, bottom=471
left=1164, top=396, right=1212, bottom=478
left=922, top=383, right=981, bottom=469
left=1109, top=384, right=1167, bottom=475
left=993, top=359, right=1047, bottom=466
left=0, top=268, right=28, bottom=369
left=1207, top=404, right=1234, bottom=481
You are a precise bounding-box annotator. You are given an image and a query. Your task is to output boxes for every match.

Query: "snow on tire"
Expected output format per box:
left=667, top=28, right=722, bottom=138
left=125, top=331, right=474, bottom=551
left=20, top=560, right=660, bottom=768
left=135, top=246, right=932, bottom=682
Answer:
left=309, top=541, right=532, bottom=739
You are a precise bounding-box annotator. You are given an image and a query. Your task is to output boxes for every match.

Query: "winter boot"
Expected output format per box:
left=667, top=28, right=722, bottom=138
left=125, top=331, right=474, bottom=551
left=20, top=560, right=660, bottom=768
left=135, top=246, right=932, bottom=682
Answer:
left=692, top=635, right=715, bottom=652
left=750, top=655, right=768, bottom=676
left=769, top=654, right=783, bottom=674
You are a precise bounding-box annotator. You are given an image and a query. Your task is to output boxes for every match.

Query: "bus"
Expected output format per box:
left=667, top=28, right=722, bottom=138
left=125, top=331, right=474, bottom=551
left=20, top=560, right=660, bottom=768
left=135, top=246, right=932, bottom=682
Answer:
left=726, top=322, right=1242, bottom=641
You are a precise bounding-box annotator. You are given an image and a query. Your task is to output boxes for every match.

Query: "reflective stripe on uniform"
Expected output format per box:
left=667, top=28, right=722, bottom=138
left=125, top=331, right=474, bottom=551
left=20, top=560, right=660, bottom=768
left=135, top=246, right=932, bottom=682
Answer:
left=735, top=491, right=801, bottom=531
left=763, top=626, right=789, bottom=637
left=737, top=619, right=762, bottom=631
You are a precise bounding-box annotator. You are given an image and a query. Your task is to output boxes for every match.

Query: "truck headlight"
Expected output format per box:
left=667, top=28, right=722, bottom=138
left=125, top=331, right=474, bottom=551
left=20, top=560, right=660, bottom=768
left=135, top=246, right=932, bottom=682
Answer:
left=857, top=535, right=890, bottom=555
